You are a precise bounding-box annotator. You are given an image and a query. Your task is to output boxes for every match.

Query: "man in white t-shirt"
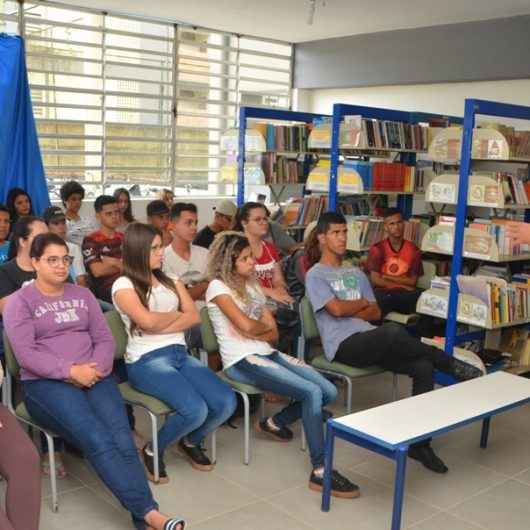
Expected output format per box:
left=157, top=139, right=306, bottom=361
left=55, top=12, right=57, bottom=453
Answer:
left=163, top=202, right=209, bottom=349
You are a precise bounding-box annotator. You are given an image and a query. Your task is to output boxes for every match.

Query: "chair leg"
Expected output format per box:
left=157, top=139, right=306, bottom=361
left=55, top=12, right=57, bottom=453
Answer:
left=301, top=426, right=307, bottom=452
left=392, top=374, right=398, bottom=401
left=147, top=411, right=160, bottom=483
left=260, top=393, right=265, bottom=419
left=344, top=376, right=353, bottom=414
left=296, top=335, right=306, bottom=362
left=238, top=391, right=251, bottom=465
left=44, top=433, right=59, bottom=513
left=199, top=349, right=208, bottom=366
left=210, top=430, right=217, bottom=464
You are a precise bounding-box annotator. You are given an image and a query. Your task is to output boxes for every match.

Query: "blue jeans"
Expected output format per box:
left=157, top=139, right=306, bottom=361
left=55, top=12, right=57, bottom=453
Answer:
left=226, top=351, right=338, bottom=468
left=23, top=376, right=157, bottom=529
left=127, top=344, right=236, bottom=455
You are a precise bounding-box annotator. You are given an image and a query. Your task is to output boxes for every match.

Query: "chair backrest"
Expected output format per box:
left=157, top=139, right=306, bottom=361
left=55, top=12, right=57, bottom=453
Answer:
left=417, top=260, right=436, bottom=291
left=105, top=310, right=128, bottom=360
left=299, top=296, right=320, bottom=341
left=200, top=307, right=219, bottom=354
left=2, top=332, right=20, bottom=379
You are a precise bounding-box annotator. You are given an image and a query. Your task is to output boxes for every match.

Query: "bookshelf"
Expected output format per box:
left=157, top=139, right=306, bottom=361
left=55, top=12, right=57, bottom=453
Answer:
left=418, top=99, right=530, bottom=361
left=236, top=107, right=331, bottom=207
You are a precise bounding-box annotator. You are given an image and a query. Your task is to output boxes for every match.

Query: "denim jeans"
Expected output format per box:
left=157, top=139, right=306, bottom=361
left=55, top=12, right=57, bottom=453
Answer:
left=127, top=344, right=236, bottom=454
left=225, top=351, right=338, bottom=468
left=23, top=376, right=157, bottom=528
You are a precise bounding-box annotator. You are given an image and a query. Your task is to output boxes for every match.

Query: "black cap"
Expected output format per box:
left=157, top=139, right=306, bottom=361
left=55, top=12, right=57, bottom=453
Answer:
left=147, top=200, right=169, bottom=217
left=43, top=206, right=66, bottom=225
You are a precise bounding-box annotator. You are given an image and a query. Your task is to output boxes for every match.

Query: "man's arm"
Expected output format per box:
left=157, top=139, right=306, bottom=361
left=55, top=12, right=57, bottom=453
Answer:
left=187, top=281, right=208, bottom=301
left=324, top=297, right=371, bottom=318
left=370, top=271, right=417, bottom=289
left=355, top=302, right=382, bottom=322
left=87, top=258, right=121, bottom=278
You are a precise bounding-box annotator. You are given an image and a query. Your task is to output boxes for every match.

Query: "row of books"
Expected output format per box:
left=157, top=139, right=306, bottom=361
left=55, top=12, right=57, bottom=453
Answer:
left=404, top=218, right=428, bottom=248
left=349, top=217, right=385, bottom=248
left=261, top=153, right=308, bottom=184
left=343, top=160, right=417, bottom=192
left=253, top=123, right=309, bottom=152
left=483, top=124, right=530, bottom=159
left=281, top=195, right=329, bottom=226
left=468, top=219, right=530, bottom=257
left=496, top=172, right=530, bottom=205
left=457, top=275, right=530, bottom=326
left=341, top=115, right=429, bottom=151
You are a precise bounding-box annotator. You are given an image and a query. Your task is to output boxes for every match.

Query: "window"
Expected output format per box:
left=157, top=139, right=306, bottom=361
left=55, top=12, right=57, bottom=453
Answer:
left=6, top=1, right=293, bottom=196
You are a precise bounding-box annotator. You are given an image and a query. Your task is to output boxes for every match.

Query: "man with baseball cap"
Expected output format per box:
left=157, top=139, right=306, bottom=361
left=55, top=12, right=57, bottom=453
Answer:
left=43, top=206, right=88, bottom=286
left=193, top=199, right=237, bottom=249
left=146, top=200, right=172, bottom=246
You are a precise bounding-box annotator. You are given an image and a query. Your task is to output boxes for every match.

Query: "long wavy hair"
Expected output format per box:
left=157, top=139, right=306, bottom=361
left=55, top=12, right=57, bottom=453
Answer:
left=113, top=188, right=135, bottom=223
left=122, top=222, right=178, bottom=334
left=6, top=188, right=33, bottom=224
left=207, top=231, right=255, bottom=301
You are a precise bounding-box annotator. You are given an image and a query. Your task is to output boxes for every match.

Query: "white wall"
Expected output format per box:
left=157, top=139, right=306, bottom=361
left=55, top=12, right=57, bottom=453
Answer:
left=298, top=79, right=530, bottom=117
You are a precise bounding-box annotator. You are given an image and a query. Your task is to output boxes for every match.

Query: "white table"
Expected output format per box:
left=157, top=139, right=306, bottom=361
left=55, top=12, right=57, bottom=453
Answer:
left=321, top=372, right=530, bottom=530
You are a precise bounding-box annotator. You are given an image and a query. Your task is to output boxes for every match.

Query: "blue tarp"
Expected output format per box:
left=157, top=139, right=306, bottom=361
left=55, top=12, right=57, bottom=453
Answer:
left=0, top=34, right=50, bottom=214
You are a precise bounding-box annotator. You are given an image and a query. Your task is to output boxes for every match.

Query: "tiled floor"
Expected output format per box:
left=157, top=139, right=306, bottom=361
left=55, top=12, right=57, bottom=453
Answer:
left=5, top=372, right=530, bottom=530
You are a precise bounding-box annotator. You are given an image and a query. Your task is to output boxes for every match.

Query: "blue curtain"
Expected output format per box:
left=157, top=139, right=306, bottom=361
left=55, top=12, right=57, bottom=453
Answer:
left=0, top=34, right=50, bottom=215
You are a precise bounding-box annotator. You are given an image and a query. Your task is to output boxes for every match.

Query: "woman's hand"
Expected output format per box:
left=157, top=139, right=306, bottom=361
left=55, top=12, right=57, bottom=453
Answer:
left=268, top=287, right=294, bottom=306
left=506, top=222, right=530, bottom=245
left=69, top=363, right=103, bottom=387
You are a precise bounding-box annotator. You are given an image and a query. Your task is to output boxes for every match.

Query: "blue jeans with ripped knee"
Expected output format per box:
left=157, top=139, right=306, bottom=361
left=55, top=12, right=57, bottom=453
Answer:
left=225, top=351, right=338, bottom=468
left=127, top=344, right=236, bottom=455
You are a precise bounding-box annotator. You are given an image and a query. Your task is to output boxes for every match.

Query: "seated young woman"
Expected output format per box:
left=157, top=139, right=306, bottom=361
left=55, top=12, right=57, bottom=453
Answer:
left=205, top=231, right=359, bottom=499
left=112, top=223, right=236, bottom=482
left=3, top=233, right=184, bottom=530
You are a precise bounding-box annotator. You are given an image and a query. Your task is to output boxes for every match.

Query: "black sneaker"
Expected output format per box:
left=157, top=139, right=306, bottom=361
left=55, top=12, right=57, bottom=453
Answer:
left=308, top=469, right=360, bottom=499
left=452, top=358, right=484, bottom=382
left=256, top=418, right=293, bottom=442
left=408, top=445, right=448, bottom=474
left=141, top=444, right=169, bottom=484
left=178, top=440, right=214, bottom=471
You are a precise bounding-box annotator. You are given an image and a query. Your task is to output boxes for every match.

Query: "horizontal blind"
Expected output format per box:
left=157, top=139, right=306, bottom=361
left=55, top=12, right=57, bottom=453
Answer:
left=9, top=1, right=293, bottom=195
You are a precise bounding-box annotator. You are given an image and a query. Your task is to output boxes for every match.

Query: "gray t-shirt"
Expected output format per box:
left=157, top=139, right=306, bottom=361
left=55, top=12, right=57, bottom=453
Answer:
left=306, top=263, right=376, bottom=361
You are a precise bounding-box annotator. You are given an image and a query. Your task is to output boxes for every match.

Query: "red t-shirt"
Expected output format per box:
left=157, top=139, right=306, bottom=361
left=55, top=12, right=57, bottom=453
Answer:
left=82, top=229, right=124, bottom=302
left=366, top=238, right=423, bottom=290
left=254, top=240, right=280, bottom=289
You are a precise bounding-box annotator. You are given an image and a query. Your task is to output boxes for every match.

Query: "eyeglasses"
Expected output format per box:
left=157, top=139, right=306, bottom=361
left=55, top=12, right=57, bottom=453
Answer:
left=43, top=256, right=74, bottom=267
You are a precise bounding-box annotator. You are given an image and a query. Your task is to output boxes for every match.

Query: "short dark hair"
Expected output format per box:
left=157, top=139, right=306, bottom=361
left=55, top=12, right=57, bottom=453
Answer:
left=315, top=211, right=347, bottom=236
left=8, top=216, right=46, bottom=260
left=147, top=200, right=169, bottom=217
left=60, top=180, right=85, bottom=205
left=30, top=233, right=68, bottom=260
left=383, top=208, right=402, bottom=219
left=94, top=195, right=117, bottom=213
left=170, top=202, right=197, bottom=220
left=0, top=204, right=9, bottom=215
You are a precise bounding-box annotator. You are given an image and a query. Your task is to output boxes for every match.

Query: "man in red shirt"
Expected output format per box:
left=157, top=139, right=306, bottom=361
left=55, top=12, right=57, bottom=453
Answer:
left=82, top=195, right=123, bottom=304
left=366, top=208, right=423, bottom=316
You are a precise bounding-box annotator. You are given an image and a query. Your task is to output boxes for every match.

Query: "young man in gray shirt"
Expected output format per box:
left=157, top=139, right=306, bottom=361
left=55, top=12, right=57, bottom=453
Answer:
left=306, top=212, right=482, bottom=475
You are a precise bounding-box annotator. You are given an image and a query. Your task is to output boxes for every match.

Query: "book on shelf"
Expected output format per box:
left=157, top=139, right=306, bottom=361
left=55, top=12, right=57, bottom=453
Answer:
left=404, top=218, right=429, bottom=247
left=339, top=197, right=371, bottom=216
left=285, top=195, right=328, bottom=226
left=467, top=219, right=530, bottom=257
left=346, top=216, right=385, bottom=249
left=253, top=122, right=309, bottom=152
left=457, top=274, right=530, bottom=326
left=261, top=153, right=309, bottom=184
left=341, top=160, right=416, bottom=192
left=478, top=124, right=530, bottom=160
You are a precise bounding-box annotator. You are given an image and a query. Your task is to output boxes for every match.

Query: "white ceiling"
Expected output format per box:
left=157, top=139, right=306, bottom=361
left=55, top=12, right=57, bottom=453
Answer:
left=59, top=0, right=530, bottom=42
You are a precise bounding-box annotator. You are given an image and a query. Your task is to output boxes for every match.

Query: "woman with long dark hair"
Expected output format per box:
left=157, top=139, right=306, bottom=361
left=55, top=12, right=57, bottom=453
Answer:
left=114, top=188, right=135, bottom=230
left=112, top=223, right=235, bottom=482
left=3, top=232, right=184, bottom=530
left=205, top=231, right=359, bottom=499
left=6, top=188, right=33, bottom=224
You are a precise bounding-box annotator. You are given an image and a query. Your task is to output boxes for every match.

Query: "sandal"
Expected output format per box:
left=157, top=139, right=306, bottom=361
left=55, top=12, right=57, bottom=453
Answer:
left=41, top=453, right=67, bottom=479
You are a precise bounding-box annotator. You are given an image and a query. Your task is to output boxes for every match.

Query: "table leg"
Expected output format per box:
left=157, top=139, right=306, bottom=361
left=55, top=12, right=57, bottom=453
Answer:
left=480, top=417, right=491, bottom=449
left=321, top=421, right=335, bottom=512
left=391, top=446, right=408, bottom=530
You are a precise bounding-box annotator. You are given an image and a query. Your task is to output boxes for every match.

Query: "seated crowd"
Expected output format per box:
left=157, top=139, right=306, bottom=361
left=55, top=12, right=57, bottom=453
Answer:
left=0, top=182, right=482, bottom=530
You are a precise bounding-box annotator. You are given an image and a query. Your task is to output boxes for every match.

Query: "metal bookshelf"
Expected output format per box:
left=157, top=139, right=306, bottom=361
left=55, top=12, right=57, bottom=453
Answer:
left=444, top=99, right=530, bottom=362
left=236, top=106, right=330, bottom=207
left=327, top=103, right=462, bottom=217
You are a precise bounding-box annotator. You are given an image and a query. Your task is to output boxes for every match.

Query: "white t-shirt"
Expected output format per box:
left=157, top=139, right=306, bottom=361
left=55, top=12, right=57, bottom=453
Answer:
left=66, top=241, right=86, bottom=281
left=111, top=276, right=186, bottom=363
left=205, top=279, right=273, bottom=369
left=66, top=216, right=97, bottom=247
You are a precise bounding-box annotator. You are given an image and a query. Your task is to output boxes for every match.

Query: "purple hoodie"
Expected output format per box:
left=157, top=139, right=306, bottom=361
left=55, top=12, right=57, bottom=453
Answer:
left=3, top=282, right=114, bottom=381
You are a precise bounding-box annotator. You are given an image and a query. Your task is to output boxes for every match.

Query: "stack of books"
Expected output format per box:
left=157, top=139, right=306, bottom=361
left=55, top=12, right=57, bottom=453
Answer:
left=253, top=123, right=309, bottom=152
